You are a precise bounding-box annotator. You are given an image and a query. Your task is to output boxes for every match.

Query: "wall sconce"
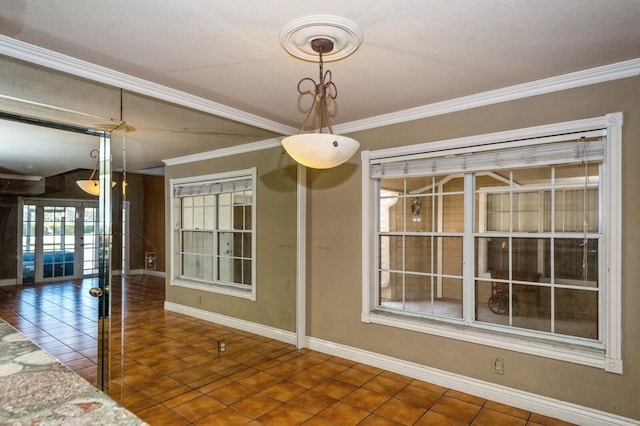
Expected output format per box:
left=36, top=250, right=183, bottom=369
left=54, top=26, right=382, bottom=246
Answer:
left=412, top=198, right=422, bottom=222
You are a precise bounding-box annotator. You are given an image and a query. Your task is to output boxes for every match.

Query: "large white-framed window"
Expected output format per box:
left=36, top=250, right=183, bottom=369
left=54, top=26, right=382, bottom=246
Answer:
left=170, top=168, right=257, bottom=300
left=362, top=113, right=623, bottom=373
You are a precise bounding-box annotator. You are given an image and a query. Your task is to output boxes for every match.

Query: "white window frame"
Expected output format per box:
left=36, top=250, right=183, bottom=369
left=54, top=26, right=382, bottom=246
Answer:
left=362, top=113, right=623, bottom=373
left=170, top=167, right=257, bottom=301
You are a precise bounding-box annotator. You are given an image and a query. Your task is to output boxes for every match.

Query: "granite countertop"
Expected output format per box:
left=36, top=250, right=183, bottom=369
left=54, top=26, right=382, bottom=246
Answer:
left=0, top=319, right=146, bottom=425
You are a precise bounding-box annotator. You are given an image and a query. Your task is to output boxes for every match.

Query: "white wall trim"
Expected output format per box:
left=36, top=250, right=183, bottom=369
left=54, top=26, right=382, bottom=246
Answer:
left=334, top=58, right=640, bottom=134
left=124, top=269, right=167, bottom=277
left=0, top=35, right=296, bottom=135
left=164, top=301, right=297, bottom=345
left=295, top=164, right=307, bottom=350
left=2, top=35, right=638, bottom=161
left=163, top=138, right=281, bottom=166
left=0, top=278, right=17, bottom=287
left=361, top=112, right=623, bottom=373
left=306, top=336, right=639, bottom=426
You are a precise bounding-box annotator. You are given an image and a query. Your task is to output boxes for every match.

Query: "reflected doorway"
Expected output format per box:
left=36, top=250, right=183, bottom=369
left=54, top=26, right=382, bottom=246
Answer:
left=20, top=200, right=99, bottom=284
left=0, top=107, right=121, bottom=393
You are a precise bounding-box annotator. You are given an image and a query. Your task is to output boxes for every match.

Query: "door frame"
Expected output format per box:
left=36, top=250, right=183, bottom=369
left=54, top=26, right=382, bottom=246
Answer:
left=18, top=198, right=99, bottom=283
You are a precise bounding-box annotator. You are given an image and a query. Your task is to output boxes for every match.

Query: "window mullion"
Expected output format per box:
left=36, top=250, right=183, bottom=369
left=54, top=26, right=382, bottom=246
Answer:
left=550, top=168, right=556, bottom=334
left=463, top=173, right=475, bottom=325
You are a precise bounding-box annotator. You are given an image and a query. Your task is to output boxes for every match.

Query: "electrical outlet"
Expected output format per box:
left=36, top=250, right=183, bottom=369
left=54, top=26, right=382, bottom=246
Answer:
left=196, top=295, right=202, bottom=304
left=492, top=356, right=504, bottom=375
left=218, top=339, right=226, bottom=353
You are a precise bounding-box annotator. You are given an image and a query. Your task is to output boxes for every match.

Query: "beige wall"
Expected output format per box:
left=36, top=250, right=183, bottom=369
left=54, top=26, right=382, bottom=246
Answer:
left=165, top=149, right=298, bottom=332
left=306, top=75, right=640, bottom=419
left=3, top=53, right=639, bottom=419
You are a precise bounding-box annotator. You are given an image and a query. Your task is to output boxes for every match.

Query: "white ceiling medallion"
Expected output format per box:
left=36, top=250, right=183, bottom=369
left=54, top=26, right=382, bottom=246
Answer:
left=279, top=15, right=363, bottom=62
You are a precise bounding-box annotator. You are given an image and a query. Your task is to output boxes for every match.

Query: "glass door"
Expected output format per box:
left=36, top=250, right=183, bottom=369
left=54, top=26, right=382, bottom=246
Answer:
left=93, top=132, right=112, bottom=392
left=42, top=205, right=76, bottom=280
left=2, top=95, right=123, bottom=393
left=20, top=201, right=98, bottom=283
left=82, top=205, right=100, bottom=276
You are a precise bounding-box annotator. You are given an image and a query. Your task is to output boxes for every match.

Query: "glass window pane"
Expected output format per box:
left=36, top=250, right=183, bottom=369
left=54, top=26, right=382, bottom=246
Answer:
left=204, top=204, right=215, bottom=229
left=380, top=178, right=406, bottom=195
left=380, top=235, right=404, bottom=272
left=553, top=239, right=598, bottom=285
left=242, top=259, right=252, bottom=285
left=404, top=236, right=431, bottom=274
left=182, top=205, right=193, bottom=229
left=218, top=204, right=232, bottom=229
left=441, top=184, right=464, bottom=232
left=242, top=233, right=251, bottom=258
left=406, top=195, right=434, bottom=232
left=380, top=271, right=404, bottom=305
left=555, top=288, right=598, bottom=339
left=219, top=193, right=231, bottom=206
left=440, top=278, right=463, bottom=318
left=439, top=237, right=463, bottom=277
left=218, top=232, right=233, bottom=257
left=511, top=283, right=550, bottom=333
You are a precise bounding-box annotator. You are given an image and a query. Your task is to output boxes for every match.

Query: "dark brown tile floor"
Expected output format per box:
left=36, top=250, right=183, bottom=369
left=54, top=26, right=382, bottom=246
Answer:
left=0, top=275, right=575, bottom=426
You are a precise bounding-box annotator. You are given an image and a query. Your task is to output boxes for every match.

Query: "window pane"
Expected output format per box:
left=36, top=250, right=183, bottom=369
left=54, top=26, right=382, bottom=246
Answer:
left=552, top=239, right=598, bottom=285
left=242, top=233, right=251, bottom=258
left=182, top=197, right=194, bottom=229
left=555, top=288, right=598, bottom=339
left=219, top=204, right=232, bottom=229
left=380, top=235, right=404, bottom=272
left=202, top=195, right=215, bottom=229
left=441, top=182, right=464, bottom=232
left=173, top=173, right=255, bottom=290
left=380, top=178, right=406, bottom=195
left=440, top=278, right=463, bottom=318
left=439, top=237, right=463, bottom=277
left=511, top=283, right=550, bottom=333
left=476, top=278, right=507, bottom=322
left=405, top=236, right=431, bottom=273
left=241, top=259, right=252, bottom=285
left=380, top=271, right=403, bottom=304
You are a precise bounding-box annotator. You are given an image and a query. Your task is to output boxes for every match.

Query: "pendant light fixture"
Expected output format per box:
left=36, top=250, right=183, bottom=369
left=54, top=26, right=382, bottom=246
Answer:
left=76, top=149, right=115, bottom=196
left=76, top=89, right=133, bottom=196
left=280, top=16, right=363, bottom=169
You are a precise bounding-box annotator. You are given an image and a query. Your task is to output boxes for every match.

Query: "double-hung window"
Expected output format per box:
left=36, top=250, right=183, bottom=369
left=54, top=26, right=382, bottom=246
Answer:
left=170, top=168, right=256, bottom=300
left=362, top=114, right=623, bottom=372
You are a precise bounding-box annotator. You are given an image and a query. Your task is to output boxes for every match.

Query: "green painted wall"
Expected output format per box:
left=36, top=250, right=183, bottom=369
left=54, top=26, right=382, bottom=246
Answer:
left=165, top=148, right=298, bottom=332
left=305, top=76, right=640, bottom=419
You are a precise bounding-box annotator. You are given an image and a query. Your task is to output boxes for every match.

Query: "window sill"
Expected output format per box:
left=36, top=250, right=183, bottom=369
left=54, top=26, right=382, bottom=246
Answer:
left=362, top=310, right=621, bottom=373
left=171, top=278, right=255, bottom=301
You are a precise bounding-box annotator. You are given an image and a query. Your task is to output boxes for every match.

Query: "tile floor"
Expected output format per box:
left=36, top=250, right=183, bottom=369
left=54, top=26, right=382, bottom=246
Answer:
left=0, top=275, right=575, bottom=426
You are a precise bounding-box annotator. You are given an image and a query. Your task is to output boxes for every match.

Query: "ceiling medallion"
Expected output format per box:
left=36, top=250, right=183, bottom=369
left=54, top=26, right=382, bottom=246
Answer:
left=279, top=15, right=363, bottom=62
left=280, top=16, right=362, bottom=169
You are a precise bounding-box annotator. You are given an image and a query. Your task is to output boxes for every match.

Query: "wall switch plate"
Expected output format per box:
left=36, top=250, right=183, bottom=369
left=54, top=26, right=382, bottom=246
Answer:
left=218, top=339, right=226, bottom=353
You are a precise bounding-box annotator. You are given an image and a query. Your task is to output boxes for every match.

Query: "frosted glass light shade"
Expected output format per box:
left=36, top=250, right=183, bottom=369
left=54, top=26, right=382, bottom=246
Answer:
left=76, top=179, right=116, bottom=196
left=281, top=133, right=359, bottom=169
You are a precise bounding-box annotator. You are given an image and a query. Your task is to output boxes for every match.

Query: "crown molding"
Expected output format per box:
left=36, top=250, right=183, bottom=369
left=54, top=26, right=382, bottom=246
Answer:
left=163, top=138, right=281, bottom=166
left=333, top=57, right=640, bottom=134
left=0, top=35, right=296, bottom=135
left=2, top=35, right=638, bottom=157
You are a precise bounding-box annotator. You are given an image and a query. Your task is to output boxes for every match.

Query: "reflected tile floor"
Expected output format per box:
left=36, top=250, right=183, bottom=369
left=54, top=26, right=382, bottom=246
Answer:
left=0, top=276, right=575, bottom=426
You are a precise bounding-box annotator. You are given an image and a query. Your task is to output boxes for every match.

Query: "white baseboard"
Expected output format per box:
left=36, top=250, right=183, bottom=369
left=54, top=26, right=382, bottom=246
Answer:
left=160, top=301, right=636, bottom=425
left=164, top=301, right=297, bottom=346
left=141, top=269, right=166, bottom=278
left=0, top=278, right=17, bottom=287
left=305, top=337, right=638, bottom=426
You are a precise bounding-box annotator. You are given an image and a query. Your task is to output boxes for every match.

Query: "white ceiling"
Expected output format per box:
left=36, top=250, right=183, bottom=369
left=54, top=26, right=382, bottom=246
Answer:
left=0, top=0, right=639, bottom=179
